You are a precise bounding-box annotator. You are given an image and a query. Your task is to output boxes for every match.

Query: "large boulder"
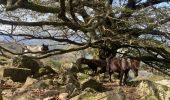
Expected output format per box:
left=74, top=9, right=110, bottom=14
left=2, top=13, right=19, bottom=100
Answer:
left=20, top=77, right=38, bottom=91
left=156, top=80, right=170, bottom=88
left=19, top=77, right=53, bottom=91
left=70, top=88, right=126, bottom=100
left=137, top=80, right=170, bottom=100
left=56, top=71, right=80, bottom=96
left=0, top=67, right=31, bottom=82
left=12, top=55, right=42, bottom=75
left=56, top=71, right=80, bottom=87
left=81, top=78, right=107, bottom=92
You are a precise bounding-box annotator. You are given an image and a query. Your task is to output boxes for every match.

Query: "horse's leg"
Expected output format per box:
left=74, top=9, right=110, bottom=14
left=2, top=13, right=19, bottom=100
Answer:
left=93, top=70, right=96, bottom=77
left=109, top=71, right=113, bottom=82
left=123, top=69, right=130, bottom=85
left=119, top=71, right=124, bottom=86
left=117, top=72, right=120, bottom=79
left=99, top=67, right=106, bottom=81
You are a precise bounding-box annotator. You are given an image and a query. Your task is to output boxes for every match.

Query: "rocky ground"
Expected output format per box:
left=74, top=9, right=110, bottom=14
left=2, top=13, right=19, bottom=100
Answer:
left=0, top=57, right=170, bottom=100
left=1, top=70, right=169, bottom=100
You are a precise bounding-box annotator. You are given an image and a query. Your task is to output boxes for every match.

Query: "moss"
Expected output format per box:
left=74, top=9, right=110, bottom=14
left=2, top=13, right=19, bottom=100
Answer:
left=77, top=73, right=90, bottom=82
left=141, top=94, right=158, bottom=100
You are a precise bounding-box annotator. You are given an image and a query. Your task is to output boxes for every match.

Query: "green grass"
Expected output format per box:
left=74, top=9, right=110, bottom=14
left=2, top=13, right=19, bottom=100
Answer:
left=41, top=58, right=61, bottom=71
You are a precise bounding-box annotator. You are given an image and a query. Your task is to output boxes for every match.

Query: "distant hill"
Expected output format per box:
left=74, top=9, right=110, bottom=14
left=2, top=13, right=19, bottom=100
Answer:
left=0, top=41, right=24, bottom=57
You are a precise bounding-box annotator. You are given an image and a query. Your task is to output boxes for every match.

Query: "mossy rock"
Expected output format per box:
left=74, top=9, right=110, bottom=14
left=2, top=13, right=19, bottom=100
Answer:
left=77, top=73, right=90, bottom=82
left=37, top=66, right=56, bottom=77
left=12, top=56, right=42, bottom=75
left=137, top=80, right=170, bottom=100
left=81, top=79, right=107, bottom=92
left=71, top=89, right=126, bottom=100
left=0, top=67, right=31, bottom=82
left=70, top=88, right=96, bottom=100
left=141, top=94, right=158, bottom=100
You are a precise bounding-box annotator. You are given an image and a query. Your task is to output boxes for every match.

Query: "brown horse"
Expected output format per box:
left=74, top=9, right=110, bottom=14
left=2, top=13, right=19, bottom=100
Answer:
left=76, top=58, right=107, bottom=75
left=106, top=56, right=140, bottom=85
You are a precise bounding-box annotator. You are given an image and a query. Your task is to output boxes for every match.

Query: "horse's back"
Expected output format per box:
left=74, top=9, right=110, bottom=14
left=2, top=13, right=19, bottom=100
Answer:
left=109, top=57, right=122, bottom=71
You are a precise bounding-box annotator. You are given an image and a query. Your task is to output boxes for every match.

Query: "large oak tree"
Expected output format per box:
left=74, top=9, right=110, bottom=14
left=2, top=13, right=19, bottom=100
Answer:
left=0, top=0, right=170, bottom=75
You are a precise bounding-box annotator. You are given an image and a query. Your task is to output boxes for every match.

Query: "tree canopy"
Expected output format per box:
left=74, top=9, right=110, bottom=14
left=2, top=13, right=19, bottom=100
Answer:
left=0, top=0, right=170, bottom=75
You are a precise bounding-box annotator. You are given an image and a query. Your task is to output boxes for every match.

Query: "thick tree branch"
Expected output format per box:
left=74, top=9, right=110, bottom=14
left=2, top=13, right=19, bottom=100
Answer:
left=0, top=32, right=86, bottom=46
left=0, top=19, right=67, bottom=26
left=137, top=0, right=170, bottom=9
left=23, top=2, right=60, bottom=13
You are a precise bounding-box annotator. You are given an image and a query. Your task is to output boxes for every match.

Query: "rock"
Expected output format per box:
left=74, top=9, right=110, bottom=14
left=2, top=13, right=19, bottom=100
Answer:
left=57, top=73, right=66, bottom=85
left=0, top=67, right=31, bottom=82
left=109, top=91, right=126, bottom=100
left=81, top=78, right=106, bottom=92
left=69, top=63, right=79, bottom=73
left=71, top=88, right=126, bottom=100
left=21, top=78, right=52, bottom=90
left=138, top=70, right=153, bottom=79
left=30, top=80, right=49, bottom=89
left=65, top=83, right=78, bottom=93
left=2, top=89, right=13, bottom=100
left=65, top=74, right=80, bottom=88
left=57, top=71, right=80, bottom=87
left=70, top=88, right=96, bottom=100
left=96, top=91, right=126, bottom=100
left=58, top=83, right=80, bottom=96
left=137, top=80, right=170, bottom=100
left=77, top=73, right=90, bottom=82
left=20, top=77, right=38, bottom=91
left=4, top=79, right=14, bottom=86
left=43, top=97, right=55, bottom=100
left=58, top=93, right=69, bottom=100
left=156, top=80, right=170, bottom=88
left=11, top=93, right=35, bottom=100
left=0, top=61, right=8, bottom=66
left=12, top=55, right=42, bottom=75
left=142, top=94, right=158, bottom=100
left=44, top=90, right=59, bottom=97
left=38, top=66, right=56, bottom=77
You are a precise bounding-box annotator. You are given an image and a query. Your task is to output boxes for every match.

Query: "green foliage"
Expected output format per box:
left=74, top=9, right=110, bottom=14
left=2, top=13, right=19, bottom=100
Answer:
left=42, top=58, right=61, bottom=71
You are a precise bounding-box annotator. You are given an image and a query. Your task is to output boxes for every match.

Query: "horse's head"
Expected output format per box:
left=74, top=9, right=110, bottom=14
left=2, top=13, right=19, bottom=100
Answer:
left=132, top=68, right=138, bottom=77
left=76, top=58, right=87, bottom=64
left=129, top=59, right=140, bottom=77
